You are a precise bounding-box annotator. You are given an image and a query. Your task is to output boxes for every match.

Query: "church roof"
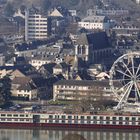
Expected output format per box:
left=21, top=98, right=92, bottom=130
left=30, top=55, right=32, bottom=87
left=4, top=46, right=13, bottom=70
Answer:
left=76, top=32, right=110, bottom=50
left=54, top=80, right=122, bottom=88
left=54, top=62, right=68, bottom=69
left=76, top=33, right=89, bottom=45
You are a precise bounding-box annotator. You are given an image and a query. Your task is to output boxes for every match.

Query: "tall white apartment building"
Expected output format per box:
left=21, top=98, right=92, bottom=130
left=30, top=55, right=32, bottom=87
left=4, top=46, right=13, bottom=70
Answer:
left=25, top=8, right=51, bottom=41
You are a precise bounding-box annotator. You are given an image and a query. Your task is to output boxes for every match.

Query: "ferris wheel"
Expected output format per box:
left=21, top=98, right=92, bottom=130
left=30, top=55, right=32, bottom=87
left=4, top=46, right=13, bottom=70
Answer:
left=110, top=52, right=140, bottom=109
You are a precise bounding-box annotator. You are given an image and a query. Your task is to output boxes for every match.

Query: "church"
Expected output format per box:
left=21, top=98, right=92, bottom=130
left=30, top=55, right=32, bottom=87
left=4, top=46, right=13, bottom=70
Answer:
left=74, top=31, right=113, bottom=66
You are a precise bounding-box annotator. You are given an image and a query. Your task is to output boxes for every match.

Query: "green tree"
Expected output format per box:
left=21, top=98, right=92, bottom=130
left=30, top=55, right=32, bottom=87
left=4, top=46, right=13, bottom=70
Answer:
left=138, top=32, right=140, bottom=39
left=42, top=0, right=52, bottom=12
left=4, top=2, right=15, bottom=17
left=0, top=77, right=12, bottom=104
left=69, top=0, right=80, bottom=6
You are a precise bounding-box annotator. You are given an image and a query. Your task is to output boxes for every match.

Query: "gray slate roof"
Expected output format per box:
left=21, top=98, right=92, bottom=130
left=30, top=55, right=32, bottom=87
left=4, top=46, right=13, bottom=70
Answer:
left=82, top=15, right=107, bottom=22
left=18, top=82, right=37, bottom=90
left=54, top=80, right=122, bottom=88
left=54, top=62, right=68, bottom=69
left=76, top=32, right=110, bottom=50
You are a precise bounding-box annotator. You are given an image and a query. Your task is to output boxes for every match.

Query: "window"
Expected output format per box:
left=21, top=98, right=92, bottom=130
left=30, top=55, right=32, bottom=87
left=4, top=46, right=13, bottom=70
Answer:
left=125, top=117, right=129, bottom=121
left=100, top=116, right=103, bottom=120
left=81, top=116, right=84, bottom=119
left=68, top=116, right=72, bottom=119
left=106, top=117, right=110, bottom=120
left=55, top=115, right=59, bottom=119
left=29, top=16, right=36, bottom=18
left=87, top=116, right=91, bottom=120
left=29, top=27, right=35, bottom=29
left=106, top=121, right=110, bottom=124
left=1, top=114, right=5, bottom=117
left=1, top=119, right=5, bottom=121
left=26, top=90, right=30, bottom=92
left=132, top=117, right=136, bottom=121
left=7, top=114, right=12, bottom=117
left=125, top=121, right=129, bottom=125
left=55, top=119, right=59, bottom=123
left=14, top=119, right=18, bottom=121
left=29, top=20, right=35, bottom=22
left=112, top=117, right=116, bottom=120
left=113, top=121, right=116, bottom=125
left=74, top=120, right=78, bottom=124
left=7, top=119, right=12, bottom=121
left=87, top=120, right=90, bottom=124
left=119, top=117, right=123, bottom=121
left=100, top=120, right=103, bottom=124
left=62, top=116, right=65, bottom=119
left=93, top=116, right=97, bottom=120
left=49, top=120, right=53, bottom=123
left=49, top=115, right=53, bottom=119
left=88, top=87, right=91, bottom=89
left=68, top=120, right=72, bottom=124
left=20, top=119, right=24, bottom=121
left=29, top=31, right=35, bottom=33
left=74, top=116, right=78, bottom=119
left=93, top=121, right=97, bottom=124
left=81, top=119, right=85, bottom=124
left=119, top=121, right=122, bottom=125
left=20, top=115, right=24, bottom=117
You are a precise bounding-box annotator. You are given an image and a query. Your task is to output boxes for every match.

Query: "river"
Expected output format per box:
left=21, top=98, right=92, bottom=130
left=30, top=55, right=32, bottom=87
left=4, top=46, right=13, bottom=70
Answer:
left=0, top=129, right=139, bottom=140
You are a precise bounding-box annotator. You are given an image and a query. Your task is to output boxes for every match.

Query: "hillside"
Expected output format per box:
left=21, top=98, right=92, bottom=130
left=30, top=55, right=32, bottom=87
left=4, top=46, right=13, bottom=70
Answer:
left=7, top=0, right=139, bottom=10
left=5, top=0, right=140, bottom=17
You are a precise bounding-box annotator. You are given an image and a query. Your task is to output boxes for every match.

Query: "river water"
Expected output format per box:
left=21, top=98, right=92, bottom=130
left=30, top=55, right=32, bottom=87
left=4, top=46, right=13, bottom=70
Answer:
left=0, top=129, right=139, bottom=140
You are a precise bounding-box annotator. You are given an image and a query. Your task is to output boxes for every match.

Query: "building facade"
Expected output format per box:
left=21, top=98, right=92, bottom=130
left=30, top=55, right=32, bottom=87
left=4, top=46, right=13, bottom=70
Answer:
left=30, top=56, right=54, bottom=70
left=11, top=76, right=38, bottom=100
left=69, top=10, right=77, bottom=16
left=74, top=32, right=113, bottom=65
left=87, top=9, right=129, bottom=16
left=53, top=80, right=119, bottom=101
left=136, top=0, right=140, bottom=4
left=0, top=54, right=5, bottom=66
left=25, top=8, right=51, bottom=41
left=78, top=16, right=110, bottom=30
left=3, top=35, right=24, bottom=45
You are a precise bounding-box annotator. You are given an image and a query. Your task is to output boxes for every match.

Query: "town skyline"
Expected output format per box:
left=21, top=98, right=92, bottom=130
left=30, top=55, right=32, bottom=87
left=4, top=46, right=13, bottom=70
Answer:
left=0, top=0, right=140, bottom=138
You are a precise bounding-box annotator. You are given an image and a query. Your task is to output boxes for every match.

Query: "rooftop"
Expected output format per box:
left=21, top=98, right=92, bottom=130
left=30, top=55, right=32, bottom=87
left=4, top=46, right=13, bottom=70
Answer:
left=76, top=32, right=110, bottom=50
left=54, top=80, right=122, bottom=88
left=81, top=15, right=108, bottom=22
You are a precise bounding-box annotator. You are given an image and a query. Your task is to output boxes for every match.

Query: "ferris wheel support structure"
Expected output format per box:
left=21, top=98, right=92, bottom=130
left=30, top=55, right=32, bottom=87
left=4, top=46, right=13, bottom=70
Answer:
left=110, top=52, right=140, bottom=109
